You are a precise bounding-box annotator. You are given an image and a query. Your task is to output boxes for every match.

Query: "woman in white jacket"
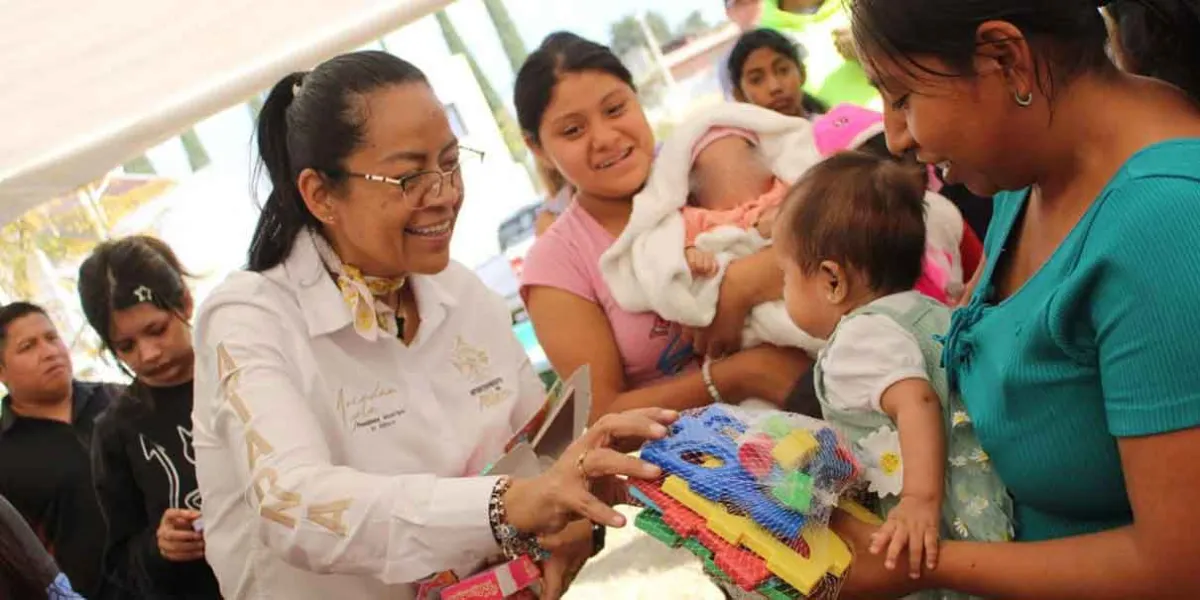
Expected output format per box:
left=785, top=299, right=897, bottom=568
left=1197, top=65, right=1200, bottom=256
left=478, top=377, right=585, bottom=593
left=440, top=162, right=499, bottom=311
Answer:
left=191, top=50, right=673, bottom=600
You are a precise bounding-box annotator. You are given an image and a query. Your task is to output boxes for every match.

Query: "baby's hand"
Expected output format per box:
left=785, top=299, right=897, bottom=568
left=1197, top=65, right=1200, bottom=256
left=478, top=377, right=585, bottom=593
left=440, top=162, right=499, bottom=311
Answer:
left=685, top=247, right=719, bottom=278
left=870, top=495, right=941, bottom=579
left=755, top=207, right=779, bottom=239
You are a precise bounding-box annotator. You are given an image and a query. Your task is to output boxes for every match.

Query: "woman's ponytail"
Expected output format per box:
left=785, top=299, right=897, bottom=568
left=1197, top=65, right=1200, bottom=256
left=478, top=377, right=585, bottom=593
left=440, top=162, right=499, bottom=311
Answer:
left=245, top=52, right=429, bottom=271
left=248, top=72, right=317, bottom=272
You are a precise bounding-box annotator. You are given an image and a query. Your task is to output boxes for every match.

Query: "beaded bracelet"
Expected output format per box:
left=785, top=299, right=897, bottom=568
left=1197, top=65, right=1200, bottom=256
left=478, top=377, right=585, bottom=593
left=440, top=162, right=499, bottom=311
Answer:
left=701, top=356, right=726, bottom=404
left=487, top=477, right=549, bottom=560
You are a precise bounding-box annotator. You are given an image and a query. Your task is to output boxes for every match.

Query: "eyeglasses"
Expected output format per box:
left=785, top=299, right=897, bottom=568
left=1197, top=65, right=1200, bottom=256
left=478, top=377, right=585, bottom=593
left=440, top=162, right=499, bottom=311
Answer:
left=336, top=146, right=484, bottom=205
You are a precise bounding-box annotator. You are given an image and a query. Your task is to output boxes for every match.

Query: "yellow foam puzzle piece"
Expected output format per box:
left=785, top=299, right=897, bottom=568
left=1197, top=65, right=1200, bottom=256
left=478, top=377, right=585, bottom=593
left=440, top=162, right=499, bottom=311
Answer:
left=771, top=430, right=819, bottom=470
left=837, top=498, right=884, bottom=526
left=804, top=527, right=853, bottom=577
left=660, top=475, right=834, bottom=595
left=662, top=476, right=720, bottom=519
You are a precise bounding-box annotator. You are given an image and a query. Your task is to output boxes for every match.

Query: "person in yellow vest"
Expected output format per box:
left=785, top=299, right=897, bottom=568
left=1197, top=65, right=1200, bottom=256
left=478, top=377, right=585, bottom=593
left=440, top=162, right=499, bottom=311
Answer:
left=757, top=0, right=881, bottom=109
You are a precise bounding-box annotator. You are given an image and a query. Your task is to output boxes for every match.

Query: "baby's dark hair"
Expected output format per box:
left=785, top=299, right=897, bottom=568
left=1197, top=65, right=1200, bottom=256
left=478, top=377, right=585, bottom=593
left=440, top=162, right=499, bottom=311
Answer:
left=855, top=131, right=931, bottom=188
left=777, top=151, right=928, bottom=294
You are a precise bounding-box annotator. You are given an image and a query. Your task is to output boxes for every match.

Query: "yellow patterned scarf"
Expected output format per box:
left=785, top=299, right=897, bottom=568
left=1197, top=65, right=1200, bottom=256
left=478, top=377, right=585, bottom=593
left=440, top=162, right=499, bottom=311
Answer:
left=314, top=236, right=407, bottom=341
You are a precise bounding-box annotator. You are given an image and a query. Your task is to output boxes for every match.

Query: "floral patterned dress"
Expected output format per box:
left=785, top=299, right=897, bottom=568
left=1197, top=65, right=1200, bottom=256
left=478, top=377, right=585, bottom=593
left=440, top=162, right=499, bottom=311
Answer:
left=814, top=294, right=1013, bottom=599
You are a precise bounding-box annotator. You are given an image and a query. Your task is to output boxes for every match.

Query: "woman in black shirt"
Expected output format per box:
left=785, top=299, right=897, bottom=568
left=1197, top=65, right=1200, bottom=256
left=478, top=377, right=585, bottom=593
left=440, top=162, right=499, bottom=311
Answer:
left=78, top=236, right=221, bottom=599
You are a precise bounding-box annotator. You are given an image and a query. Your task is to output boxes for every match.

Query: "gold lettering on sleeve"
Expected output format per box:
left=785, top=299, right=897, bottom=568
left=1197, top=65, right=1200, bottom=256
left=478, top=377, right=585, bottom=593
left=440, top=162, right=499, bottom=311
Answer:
left=253, top=468, right=301, bottom=529
left=217, top=341, right=354, bottom=536
left=226, top=389, right=252, bottom=423
left=216, top=343, right=240, bottom=384
left=307, top=499, right=353, bottom=537
left=245, top=428, right=274, bottom=471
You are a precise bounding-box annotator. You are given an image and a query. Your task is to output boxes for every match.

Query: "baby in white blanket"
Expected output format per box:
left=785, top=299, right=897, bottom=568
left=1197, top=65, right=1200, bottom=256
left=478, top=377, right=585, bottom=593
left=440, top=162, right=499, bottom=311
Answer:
left=598, top=103, right=827, bottom=357
left=682, top=126, right=791, bottom=278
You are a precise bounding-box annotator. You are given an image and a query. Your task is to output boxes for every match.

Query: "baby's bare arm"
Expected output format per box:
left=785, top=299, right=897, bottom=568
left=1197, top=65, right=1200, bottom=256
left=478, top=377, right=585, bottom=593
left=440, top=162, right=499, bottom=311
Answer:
left=874, top=379, right=947, bottom=576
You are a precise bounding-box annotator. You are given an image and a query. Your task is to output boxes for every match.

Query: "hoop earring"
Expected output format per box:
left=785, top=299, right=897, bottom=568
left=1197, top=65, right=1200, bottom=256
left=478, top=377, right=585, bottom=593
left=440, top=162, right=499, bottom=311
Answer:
left=1014, top=90, right=1034, bottom=107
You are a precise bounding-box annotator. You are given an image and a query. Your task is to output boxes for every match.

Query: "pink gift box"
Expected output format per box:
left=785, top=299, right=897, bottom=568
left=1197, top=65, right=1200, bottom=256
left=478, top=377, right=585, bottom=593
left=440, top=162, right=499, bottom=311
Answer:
left=440, top=556, right=541, bottom=600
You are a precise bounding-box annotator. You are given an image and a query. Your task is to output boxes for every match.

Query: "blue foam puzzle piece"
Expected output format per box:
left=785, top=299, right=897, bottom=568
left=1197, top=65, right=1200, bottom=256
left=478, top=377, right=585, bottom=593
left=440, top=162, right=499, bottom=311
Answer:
left=644, top=407, right=809, bottom=540
left=700, top=406, right=747, bottom=439
left=816, top=428, right=839, bottom=451
left=742, top=484, right=807, bottom=539
left=809, top=428, right=851, bottom=485
left=628, top=486, right=662, bottom=512
left=642, top=442, right=740, bottom=502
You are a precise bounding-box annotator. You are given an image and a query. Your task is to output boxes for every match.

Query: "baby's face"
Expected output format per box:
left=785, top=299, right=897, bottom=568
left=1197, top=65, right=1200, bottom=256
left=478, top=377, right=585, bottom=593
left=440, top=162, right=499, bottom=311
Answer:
left=694, top=137, right=753, bottom=171
left=690, top=138, right=772, bottom=211
left=774, top=233, right=845, bottom=340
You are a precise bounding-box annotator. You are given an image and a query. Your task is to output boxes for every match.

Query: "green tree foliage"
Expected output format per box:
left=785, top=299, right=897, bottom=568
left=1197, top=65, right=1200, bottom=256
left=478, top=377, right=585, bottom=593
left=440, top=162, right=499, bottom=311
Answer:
left=123, top=154, right=156, bottom=175
left=609, top=12, right=672, bottom=57
left=678, top=10, right=711, bottom=37
left=482, top=0, right=528, bottom=74
left=246, top=94, right=265, bottom=121
left=435, top=11, right=527, bottom=164
left=179, top=128, right=211, bottom=172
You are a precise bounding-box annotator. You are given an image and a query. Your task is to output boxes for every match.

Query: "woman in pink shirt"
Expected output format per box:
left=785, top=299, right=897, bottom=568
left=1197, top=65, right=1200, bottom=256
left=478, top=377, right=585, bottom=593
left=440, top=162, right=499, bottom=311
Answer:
left=514, top=32, right=812, bottom=423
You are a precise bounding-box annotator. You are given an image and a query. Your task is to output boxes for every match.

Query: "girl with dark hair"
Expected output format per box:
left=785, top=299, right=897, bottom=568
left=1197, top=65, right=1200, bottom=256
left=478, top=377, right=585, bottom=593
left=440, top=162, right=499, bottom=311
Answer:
left=727, top=28, right=829, bottom=119
left=828, top=0, right=1200, bottom=597
left=0, top=493, right=83, bottom=599
left=193, top=50, right=674, bottom=600
left=515, top=34, right=815, bottom=422
left=78, top=235, right=221, bottom=599
left=757, top=0, right=881, bottom=108
left=1105, top=0, right=1200, bottom=102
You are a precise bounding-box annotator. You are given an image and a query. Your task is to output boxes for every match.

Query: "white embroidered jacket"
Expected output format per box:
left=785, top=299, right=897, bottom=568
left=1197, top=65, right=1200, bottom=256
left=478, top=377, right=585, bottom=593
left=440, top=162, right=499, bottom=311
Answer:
left=191, top=230, right=545, bottom=599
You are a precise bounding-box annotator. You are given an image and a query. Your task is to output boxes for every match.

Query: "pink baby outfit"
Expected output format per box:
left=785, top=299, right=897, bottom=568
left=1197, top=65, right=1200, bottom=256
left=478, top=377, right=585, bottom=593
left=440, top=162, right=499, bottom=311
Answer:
left=681, top=126, right=789, bottom=246
left=682, top=179, right=789, bottom=246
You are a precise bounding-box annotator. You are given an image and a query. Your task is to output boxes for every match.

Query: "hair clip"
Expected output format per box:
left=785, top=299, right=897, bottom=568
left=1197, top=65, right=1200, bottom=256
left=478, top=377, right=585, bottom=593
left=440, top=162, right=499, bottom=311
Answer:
left=133, top=285, right=154, bottom=303
left=291, top=71, right=308, bottom=98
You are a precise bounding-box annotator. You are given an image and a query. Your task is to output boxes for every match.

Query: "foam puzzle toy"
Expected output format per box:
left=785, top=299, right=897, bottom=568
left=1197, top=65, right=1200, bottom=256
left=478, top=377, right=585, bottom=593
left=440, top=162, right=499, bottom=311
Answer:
left=634, top=406, right=867, bottom=599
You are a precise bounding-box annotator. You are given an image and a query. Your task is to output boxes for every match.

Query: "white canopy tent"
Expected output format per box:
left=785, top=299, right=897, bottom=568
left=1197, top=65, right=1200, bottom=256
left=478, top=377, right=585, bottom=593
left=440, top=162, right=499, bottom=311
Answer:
left=0, top=0, right=454, bottom=225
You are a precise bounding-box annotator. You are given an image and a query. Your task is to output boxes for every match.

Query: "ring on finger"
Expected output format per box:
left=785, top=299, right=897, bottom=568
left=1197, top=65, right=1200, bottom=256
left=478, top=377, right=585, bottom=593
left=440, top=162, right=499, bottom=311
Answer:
left=576, top=449, right=590, bottom=479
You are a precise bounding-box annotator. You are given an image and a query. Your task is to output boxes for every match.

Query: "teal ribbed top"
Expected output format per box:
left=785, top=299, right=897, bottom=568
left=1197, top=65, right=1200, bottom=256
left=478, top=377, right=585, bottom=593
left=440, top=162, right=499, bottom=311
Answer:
left=943, top=138, right=1200, bottom=541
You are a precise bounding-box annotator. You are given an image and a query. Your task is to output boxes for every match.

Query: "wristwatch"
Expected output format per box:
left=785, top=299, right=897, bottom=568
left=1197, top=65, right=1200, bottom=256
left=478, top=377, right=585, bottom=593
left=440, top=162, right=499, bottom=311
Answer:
left=591, top=523, right=607, bottom=557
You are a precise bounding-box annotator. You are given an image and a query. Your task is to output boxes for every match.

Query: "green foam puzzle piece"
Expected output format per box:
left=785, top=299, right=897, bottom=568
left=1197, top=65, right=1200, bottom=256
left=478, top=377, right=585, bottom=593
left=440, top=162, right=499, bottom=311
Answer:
left=681, top=537, right=712, bottom=560
left=762, top=415, right=794, bottom=440
left=703, top=557, right=730, bottom=582
left=758, top=584, right=795, bottom=600
left=757, top=577, right=800, bottom=600
left=635, top=510, right=682, bottom=547
left=679, top=536, right=735, bottom=585
left=771, top=470, right=814, bottom=513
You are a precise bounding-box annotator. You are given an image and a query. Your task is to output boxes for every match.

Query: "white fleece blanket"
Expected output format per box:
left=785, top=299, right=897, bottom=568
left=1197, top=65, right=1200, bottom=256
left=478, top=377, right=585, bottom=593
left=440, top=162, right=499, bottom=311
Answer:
left=599, top=103, right=826, bottom=355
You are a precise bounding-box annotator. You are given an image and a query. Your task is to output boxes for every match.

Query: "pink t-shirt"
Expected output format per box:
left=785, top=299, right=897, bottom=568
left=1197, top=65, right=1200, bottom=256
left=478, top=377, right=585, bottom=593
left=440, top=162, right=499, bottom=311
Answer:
left=520, top=202, right=698, bottom=389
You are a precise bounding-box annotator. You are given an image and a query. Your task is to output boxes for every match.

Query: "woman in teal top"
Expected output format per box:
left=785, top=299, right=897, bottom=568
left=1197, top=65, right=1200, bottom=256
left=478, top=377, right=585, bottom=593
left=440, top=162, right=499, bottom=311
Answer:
left=825, top=0, right=1200, bottom=597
